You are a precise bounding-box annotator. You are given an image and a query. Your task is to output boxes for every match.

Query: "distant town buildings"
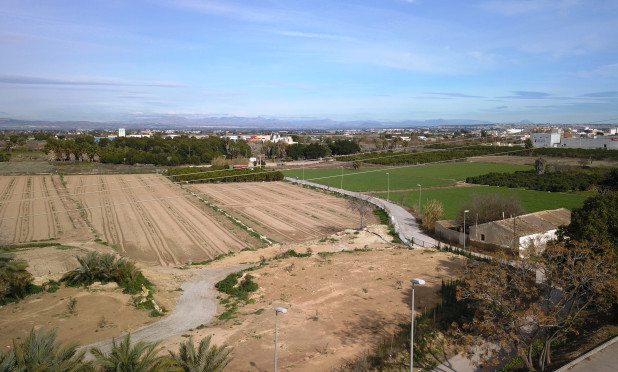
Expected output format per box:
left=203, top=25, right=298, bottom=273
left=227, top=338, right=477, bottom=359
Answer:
left=531, top=128, right=618, bottom=149
left=221, top=133, right=296, bottom=144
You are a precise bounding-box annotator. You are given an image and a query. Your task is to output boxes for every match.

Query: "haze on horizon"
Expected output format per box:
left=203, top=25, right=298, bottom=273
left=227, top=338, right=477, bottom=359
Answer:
left=0, top=0, right=617, bottom=124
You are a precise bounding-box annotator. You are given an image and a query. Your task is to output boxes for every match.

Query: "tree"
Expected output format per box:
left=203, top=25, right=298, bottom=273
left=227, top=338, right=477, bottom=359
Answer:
left=457, top=192, right=524, bottom=227
left=91, top=333, right=168, bottom=372
left=421, top=199, right=443, bottom=232
left=168, top=335, right=233, bottom=372
left=0, top=253, right=34, bottom=303
left=558, top=192, right=618, bottom=253
left=455, top=241, right=618, bottom=371
left=0, top=327, right=89, bottom=371
left=347, top=195, right=373, bottom=229
left=535, top=157, right=547, bottom=175
left=352, top=161, right=362, bottom=170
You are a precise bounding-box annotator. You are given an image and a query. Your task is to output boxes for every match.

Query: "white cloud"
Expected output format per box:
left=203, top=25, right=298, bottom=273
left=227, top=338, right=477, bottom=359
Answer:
left=576, top=63, right=618, bottom=78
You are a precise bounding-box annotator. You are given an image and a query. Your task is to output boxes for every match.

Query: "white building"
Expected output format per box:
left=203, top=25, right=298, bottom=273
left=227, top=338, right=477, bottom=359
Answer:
left=531, top=129, right=562, bottom=147
left=119, top=128, right=126, bottom=137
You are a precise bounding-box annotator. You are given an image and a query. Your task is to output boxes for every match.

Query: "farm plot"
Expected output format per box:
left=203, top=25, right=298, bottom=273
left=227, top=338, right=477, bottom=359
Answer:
left=62, top=174, right=262, bottom=266
left=0, top=175, right=89, bottom=244
left=189, top=181, right=378, bottom=243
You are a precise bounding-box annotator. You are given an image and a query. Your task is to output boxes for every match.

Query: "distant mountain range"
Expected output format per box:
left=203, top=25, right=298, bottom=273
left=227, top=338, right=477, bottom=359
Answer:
left=0, top=116, right=537, bottom=131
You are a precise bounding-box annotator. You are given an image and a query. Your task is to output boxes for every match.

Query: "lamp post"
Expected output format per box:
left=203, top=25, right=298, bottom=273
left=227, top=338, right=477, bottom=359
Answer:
left=463, top=209, right=469, bottom=252
left=417, top=184, right=422, bottom=214
left=387, top=173, right=390, bottom=201
left=274, top=307, right=287, bottom=372
left=410, top=278, right=425, bottom=372
left=340, top=166, right=343, bottom=190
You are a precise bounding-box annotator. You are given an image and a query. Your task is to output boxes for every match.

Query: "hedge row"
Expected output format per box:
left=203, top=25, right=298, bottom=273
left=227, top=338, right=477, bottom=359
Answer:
left=338, top=145, right=521, bottom=165
left=466, top=167, right=618, bottom=192
left=167, top=167, right=284, bottom=183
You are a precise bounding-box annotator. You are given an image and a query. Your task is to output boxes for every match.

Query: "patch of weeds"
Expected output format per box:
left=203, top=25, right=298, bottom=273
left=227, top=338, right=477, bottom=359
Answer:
left=254, top=308, right=265, bottom=315
left=67, top=297, right=78, bottom=315
left=45, top=280, right=60, bottom=293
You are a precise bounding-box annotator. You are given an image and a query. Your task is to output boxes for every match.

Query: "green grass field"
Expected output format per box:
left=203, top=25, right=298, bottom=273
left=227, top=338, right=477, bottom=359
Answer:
left=283, top=162, right=533, bottom=192
left=377, top=186, right=588, bottom=219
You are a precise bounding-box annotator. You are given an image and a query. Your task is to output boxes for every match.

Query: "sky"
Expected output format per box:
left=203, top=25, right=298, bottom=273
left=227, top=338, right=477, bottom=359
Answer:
left=0, top=0, right=617, bottom=124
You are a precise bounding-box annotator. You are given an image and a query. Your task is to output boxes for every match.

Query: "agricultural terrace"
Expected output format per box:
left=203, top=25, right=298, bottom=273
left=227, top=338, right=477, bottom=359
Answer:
left=188, top=182, right=377, bottom=243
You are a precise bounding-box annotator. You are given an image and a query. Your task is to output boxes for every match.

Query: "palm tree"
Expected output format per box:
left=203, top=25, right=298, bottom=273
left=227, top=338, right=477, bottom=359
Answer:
left=0, top=253, right=33, bottom=302
left=90, top=333, right=167, bottom=372
left=0, top=328, right=89, bottom=372
left=168, top=336, right=232, bottom=372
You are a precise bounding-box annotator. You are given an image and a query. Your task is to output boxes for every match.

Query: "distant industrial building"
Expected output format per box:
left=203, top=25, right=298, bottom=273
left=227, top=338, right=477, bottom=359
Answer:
left=531, top=128, right=618, bottom=149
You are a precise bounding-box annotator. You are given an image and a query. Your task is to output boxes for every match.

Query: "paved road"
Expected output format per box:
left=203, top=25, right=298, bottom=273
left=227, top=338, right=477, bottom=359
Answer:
left=83, top=264, right=253, bottom=358
left=286, top=177, right=437, bottom=248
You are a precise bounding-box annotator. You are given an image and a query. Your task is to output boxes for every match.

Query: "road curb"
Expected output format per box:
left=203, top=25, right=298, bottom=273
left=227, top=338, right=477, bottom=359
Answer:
left=555, top=336, right=618, bottom=371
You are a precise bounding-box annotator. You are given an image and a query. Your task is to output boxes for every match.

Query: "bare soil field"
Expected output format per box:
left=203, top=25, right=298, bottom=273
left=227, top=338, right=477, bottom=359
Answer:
left=0, top=175, right=90, bottom=244
left=62, top=174, right=262, bottom=266
left=162, top=226, right=463, bottom=371
left=189, top=181, right=378, bottom=243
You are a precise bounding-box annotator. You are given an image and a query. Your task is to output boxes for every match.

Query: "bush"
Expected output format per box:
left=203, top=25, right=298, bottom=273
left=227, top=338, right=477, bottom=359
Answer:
left=61, top=252, right=153, bottom=294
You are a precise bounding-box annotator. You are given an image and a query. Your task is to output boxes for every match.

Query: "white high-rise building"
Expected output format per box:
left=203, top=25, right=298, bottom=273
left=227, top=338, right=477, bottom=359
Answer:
left=119, top=128, right=126, bottom=137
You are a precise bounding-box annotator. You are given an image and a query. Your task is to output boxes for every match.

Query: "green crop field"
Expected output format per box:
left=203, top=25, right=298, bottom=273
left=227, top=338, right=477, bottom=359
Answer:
left=283, top=162, right=533, bottom=192
left=377, top=186, right=588, bottom=219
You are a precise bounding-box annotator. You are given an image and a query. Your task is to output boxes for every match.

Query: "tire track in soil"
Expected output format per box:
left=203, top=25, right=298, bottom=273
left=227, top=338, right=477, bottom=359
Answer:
left=52, top=175, right=93, bottom=241
left=121, top=177, right=178, bottom=266
left=0, top=177, right=16, bottom=243
left=149, top=176, right=254, bottom=260
left=35, top=176, right=55, bottom=240
left=137, top=177, right=222, bottom=259
left=99, top=177, right=122, bottom=250
left=17, top=177, right=32, bottom=242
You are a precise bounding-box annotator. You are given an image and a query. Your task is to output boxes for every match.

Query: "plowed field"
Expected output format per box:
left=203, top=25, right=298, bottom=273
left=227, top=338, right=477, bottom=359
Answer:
left=0, top=175, right=89, bottom=243
left=189, top=182, right=378, bottom=243
left=62, top=174, right=260, bottom=265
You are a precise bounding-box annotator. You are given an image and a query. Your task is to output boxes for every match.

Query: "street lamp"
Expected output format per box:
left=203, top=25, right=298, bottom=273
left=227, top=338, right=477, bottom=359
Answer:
left=410, top=278, right=425, bottom=372
left=274, top=307, right=287, bottom=372
left=387, top=173, right=390, bottom=201
left=417, top=184, right=422, bottom=214
left=463, top=209, right=469, bottom=252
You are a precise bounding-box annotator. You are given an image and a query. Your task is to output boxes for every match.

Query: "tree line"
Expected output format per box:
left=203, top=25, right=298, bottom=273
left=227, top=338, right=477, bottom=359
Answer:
left=337, top=145, right=519, bottom=165
left=43, top=135, right=251, bottom=166
left=466, top=166, right=618, bottom=192
left=522, top=147, right=618, bottom=161
left=167, top=166, right=284, bottom=183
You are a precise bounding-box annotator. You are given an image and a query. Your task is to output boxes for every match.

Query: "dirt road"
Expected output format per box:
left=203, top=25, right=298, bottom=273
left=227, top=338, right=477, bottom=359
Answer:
left=83, top=264, right=253, bottom=357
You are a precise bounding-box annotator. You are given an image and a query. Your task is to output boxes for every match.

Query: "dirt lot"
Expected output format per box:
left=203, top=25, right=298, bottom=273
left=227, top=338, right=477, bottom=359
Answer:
left=161, top=226, right=463, bottom=371
left=0, top=226, right=462, bottom=371
left=0, top=244, right=190, bottom=352
left=190, top=182, right=378, bottom=243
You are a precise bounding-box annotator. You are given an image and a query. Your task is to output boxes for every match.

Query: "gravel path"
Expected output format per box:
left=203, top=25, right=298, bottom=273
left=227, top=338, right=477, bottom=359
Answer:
left=83, top=264, right=253, bottom=357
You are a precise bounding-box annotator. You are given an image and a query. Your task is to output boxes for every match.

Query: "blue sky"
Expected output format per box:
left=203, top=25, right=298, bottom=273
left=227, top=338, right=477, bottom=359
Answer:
left=0, top=0, right=617, bottom=124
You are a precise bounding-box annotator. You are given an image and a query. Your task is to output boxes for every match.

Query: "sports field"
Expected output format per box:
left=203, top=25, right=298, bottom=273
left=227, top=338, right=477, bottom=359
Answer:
left=283, top=162, right=532, bottom=191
